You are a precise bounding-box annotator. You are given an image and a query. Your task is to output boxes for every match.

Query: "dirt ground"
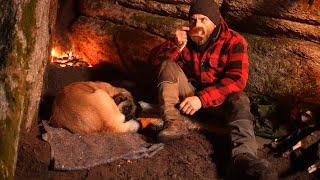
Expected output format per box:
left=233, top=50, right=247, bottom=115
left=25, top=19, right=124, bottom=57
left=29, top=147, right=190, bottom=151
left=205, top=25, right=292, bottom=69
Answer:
left=15, top=122, right=318, bottom=180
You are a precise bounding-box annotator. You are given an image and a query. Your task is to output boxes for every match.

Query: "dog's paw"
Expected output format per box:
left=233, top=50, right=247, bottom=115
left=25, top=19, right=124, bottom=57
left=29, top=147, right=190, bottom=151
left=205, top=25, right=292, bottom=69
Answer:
left=125, top=120, right=140, bottom=132
left=139, top=118, right=164, bottom=132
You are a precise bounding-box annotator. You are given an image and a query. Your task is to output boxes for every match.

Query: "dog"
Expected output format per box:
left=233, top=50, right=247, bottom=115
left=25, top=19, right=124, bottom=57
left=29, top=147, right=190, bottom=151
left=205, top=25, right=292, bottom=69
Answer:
left=50, top=81, right=141, bottom=134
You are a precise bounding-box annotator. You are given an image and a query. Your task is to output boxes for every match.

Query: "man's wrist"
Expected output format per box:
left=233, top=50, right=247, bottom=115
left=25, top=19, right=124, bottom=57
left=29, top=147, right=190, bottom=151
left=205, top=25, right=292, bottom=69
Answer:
left=195, top=95, right=203, bottom=108
left=178, top=42, right=187, bottom=52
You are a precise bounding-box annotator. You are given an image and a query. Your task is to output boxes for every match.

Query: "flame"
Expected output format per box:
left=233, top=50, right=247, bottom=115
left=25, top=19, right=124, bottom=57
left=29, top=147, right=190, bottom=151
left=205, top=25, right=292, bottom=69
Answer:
left=50, top=47, right=92, bottom=67
left=51, top=48, right=67, bottom=62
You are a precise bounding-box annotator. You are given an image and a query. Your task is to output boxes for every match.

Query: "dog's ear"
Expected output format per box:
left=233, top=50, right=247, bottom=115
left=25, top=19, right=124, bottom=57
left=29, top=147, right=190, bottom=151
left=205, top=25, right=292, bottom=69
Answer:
left=113, top=93, right=128, bottom=105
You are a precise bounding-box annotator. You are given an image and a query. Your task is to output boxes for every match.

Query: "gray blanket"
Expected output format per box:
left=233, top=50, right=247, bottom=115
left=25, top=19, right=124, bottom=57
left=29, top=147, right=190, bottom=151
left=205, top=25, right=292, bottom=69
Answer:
left=42, top=121, right=164, bottom=171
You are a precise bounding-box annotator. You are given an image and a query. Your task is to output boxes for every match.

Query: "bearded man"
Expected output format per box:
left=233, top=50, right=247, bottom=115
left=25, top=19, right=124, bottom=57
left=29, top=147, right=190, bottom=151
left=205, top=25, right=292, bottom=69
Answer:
left=150, top=0, right=277, bottom=179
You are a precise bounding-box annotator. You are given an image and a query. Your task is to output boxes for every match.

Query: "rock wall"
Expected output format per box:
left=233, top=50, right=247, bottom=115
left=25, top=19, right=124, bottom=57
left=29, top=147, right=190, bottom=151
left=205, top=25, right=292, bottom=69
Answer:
left=0, top=0, right=53, bottom=178
left=222, top=0, right=320, bottom=43
left=246, top=34, right=320, bottom=98
left=76, top=0, right=319, bottom=42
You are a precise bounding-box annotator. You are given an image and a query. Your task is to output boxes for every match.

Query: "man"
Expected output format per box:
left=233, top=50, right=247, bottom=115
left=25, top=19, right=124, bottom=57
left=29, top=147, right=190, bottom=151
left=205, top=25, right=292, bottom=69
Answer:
left=150, top=0, right=277, bottom=179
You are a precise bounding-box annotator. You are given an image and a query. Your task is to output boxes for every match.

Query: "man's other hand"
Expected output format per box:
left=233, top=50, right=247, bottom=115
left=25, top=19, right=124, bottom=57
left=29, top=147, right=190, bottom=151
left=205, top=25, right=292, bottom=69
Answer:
left=175, top=26, right=190, bottom=51
left=179, top=96, right=202, bottom=115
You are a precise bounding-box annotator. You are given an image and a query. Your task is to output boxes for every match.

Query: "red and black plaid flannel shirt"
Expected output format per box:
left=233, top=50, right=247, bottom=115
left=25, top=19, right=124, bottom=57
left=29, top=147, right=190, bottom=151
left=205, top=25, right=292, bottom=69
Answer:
left=150, top=20, right=249, bottom=108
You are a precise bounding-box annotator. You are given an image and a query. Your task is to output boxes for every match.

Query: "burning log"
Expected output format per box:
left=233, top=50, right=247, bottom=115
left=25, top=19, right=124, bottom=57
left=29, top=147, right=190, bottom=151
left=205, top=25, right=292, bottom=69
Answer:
left=51, top=48, right=92, bottom=67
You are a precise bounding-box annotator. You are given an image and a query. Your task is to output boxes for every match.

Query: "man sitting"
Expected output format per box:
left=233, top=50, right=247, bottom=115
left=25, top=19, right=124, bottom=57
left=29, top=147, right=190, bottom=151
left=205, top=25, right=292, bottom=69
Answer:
left=150, top=0, right=277, bottom=179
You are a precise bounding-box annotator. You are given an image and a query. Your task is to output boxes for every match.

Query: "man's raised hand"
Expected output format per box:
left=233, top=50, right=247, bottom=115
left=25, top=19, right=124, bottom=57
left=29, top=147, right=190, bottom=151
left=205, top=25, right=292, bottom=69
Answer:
left=175, top=26, right=190, bottom=51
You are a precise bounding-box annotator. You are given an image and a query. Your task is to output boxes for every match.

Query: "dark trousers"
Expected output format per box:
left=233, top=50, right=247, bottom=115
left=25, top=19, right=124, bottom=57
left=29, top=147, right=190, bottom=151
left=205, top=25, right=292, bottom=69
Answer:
left=158, top=60, right=258, bottom=157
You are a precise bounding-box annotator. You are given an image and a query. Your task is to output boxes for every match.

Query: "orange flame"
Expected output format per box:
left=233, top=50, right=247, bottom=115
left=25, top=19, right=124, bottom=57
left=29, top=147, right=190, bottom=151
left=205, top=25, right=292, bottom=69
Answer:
left=50, top=47, right=92, bottom=67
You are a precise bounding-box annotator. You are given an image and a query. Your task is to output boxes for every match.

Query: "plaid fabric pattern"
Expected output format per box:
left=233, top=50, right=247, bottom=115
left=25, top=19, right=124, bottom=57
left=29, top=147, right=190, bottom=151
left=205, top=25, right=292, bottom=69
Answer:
left=150, top=20, right=249, bottom=108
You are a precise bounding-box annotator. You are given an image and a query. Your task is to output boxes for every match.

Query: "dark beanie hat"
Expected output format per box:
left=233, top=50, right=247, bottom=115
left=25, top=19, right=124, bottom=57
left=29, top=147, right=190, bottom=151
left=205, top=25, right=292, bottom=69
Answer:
left=189, top=0, right=221, bottom=25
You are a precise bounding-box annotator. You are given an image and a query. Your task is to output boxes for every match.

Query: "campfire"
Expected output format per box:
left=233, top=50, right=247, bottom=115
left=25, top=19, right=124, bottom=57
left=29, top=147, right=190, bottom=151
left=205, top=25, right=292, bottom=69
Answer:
left=51, top=48, right=92, bottom=68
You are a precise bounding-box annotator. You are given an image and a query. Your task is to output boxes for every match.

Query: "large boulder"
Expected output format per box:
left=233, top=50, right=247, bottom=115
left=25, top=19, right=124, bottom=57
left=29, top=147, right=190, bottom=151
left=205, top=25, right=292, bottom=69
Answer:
left=246, top=34, right=320, bottom=100
left=222, top=0, right=320, bottom=43
left=0, top=0, right=52, bottom=178
left=115, top=0, right=223, bottom=20
left=69, top=16, right=123, bottom=67
left=78, top=0, right=188, bottom=38
left=69, top=16, right=164, bottom=73
left=116, top=0, right=190, bottom=20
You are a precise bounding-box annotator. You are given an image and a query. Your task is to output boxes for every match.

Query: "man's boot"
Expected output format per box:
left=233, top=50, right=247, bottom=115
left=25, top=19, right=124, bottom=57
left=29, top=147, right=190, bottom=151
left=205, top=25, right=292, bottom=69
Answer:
left=230, top=153, right=278, bottom=180
left=157, top=82, right=189, bottom=142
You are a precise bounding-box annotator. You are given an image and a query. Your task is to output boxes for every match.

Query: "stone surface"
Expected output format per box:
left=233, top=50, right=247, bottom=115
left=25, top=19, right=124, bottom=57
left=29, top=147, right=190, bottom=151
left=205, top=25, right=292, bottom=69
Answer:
left=154, top=0, right=193, bottom=4
left=0, top=0, right=52, bottom=178
left=246, top=33, right=320, bottom=100
left=117, top=0, right=190, bottom=20
left=114, top=24, right=164, bottom=74
left=222, top=0, right=320, bottom=43
left=78, top=0, right=319, bottom=43
left=24, top=0, right=51, bottom=132
left=78, top=0, right=188, bottom=38
left=69, top=16, right=124, bottom=68
left=154, top=0, right=223, bottom=6
left=116, top=0, right=223, bottom=20
left=52, top=0, right=77, bottom=53
left=0, top=0, right=16, bottom=67
left=0, top=83, right=8, bottom=121
left=69, top=16, right=164, bottom=74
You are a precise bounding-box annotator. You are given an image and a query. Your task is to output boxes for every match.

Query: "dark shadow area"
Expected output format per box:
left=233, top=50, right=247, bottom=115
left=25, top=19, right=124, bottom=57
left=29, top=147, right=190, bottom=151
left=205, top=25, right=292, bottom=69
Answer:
left=52, top=0, right=79, bottom=51
left=280, top=140, right=320, bottom=178
left=203, top=131, right=232, bottom=178
left=0, top=0, right=16, bottom=68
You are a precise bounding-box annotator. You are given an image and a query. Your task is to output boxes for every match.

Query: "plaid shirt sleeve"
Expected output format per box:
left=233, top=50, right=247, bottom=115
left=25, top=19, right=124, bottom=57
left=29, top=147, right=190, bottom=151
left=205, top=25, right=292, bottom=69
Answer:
left=150, top=38, right=181, bottom=67
left=198, top=36, right=249, bottom=108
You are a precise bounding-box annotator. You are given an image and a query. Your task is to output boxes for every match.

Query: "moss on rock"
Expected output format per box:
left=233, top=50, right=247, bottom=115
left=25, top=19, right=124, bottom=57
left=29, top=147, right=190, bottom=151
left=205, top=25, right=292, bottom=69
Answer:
left=0, top=0, right=38, bottom=178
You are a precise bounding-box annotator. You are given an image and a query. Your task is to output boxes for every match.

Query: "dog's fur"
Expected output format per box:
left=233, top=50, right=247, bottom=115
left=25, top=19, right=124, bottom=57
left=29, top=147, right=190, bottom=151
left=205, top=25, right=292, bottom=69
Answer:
left=50, top=81, right=140, bottom=134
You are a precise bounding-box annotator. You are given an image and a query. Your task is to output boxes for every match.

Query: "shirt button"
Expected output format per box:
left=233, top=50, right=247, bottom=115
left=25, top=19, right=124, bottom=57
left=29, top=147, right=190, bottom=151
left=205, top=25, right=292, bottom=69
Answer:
left=201, top=62, right=209, bottom=71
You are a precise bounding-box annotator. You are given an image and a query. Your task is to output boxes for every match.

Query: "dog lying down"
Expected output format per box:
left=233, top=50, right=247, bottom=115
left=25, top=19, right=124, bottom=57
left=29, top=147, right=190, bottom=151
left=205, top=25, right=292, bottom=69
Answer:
left=50, top=81, right=163, bottom=134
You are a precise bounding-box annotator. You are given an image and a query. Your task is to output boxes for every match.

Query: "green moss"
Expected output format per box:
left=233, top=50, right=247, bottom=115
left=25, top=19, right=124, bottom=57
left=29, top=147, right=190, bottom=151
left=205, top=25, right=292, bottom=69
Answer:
left=0, top=73, right=7, bottom=82
left=16, top=40, right=24, bottom=65
left=0, top=21, right=30, bottom=180
left=0, top=160, right=9, bottom=179
left=20, top=0, right=37, bottom=68
left=20, top=82, right=32, bottom=129
left=0, top=0, right=37, bottom=178
left=0, top=115, right=20, bottom=179
left=101, top=20, right=118, bottom=33
left=0, top=80, right=26, bottom=178
left=131, top=13, right=177, bottom=30
left=0, top=0, right=15, bottom=69
left=94, top=1, right=103, bottom=8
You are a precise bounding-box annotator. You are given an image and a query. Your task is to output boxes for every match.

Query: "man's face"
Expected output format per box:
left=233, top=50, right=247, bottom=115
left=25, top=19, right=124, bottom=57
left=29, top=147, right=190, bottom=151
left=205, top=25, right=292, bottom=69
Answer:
left=188, top=14, right=216, bottom=45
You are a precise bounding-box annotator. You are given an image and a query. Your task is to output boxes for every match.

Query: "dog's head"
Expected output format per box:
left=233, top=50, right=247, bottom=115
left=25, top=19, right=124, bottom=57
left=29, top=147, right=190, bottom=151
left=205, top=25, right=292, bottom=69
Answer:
left=113, top=93, right=140, bottom=121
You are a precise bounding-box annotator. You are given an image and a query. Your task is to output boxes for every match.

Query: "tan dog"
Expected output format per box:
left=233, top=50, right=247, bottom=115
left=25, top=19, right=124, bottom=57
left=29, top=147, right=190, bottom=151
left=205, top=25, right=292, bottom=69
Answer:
left=50, top=81, right=140, bottom=134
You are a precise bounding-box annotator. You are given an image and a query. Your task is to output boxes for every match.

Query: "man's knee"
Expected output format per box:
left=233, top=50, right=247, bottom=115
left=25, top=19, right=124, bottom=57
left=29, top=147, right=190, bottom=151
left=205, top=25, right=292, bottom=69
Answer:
left=158, top=61, right=183, bottom=83
left=225, top=92, right=254, bottom=122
